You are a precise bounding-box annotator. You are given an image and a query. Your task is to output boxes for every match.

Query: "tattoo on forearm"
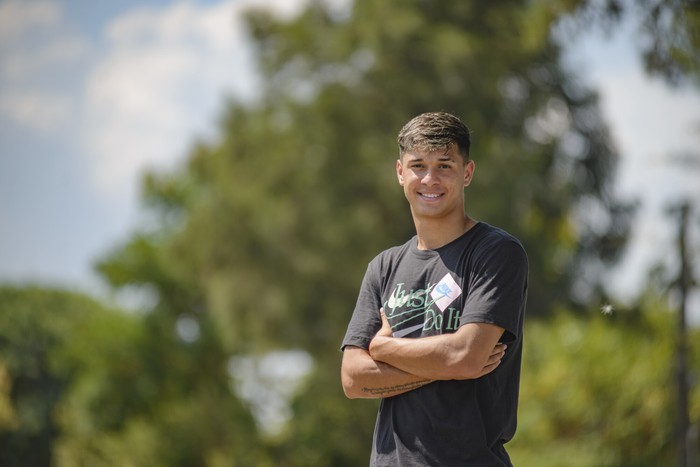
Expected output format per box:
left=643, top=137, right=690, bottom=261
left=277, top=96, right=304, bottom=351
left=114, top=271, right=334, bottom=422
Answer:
left=361, top=380, right=430, bottom=396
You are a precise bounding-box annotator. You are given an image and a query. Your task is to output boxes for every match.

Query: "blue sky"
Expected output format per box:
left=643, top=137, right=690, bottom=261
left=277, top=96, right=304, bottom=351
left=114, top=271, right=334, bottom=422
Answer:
left=0, top=0, right=277, bottom=290
left=1, top=0, right=698, bottom=319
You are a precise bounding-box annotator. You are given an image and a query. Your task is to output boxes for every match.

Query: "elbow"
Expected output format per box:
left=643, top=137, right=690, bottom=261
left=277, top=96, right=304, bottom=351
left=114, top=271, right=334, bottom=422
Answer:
left=341, top=347, right=374, bottom=399
left=341, top=379, right=356, bottom=399
left=341, top=370, right=364, bottom=399
left=342, top=382, right=366, bottom=399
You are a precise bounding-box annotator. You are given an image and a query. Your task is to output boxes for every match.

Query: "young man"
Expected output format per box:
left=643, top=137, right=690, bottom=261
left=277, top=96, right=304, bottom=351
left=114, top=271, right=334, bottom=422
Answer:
left=341, top=112, right=528, bottom=466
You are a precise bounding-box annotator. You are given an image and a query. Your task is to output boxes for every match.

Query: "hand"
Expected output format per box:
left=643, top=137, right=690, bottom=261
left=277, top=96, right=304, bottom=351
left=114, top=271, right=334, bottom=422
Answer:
left=471, top=342, right=507, bottom=378
left=369, top=308, right=392, bottom=358
left=376, top=307, right=393, bottom=337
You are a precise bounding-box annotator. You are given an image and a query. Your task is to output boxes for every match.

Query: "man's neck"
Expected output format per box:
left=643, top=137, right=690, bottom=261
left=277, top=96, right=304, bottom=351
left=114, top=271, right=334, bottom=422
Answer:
left=414, top=214, right=476, bottom=250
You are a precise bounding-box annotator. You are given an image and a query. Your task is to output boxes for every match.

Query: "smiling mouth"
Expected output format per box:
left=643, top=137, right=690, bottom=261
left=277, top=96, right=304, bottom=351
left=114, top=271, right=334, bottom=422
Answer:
left=418, top=193, right=444, bottom=200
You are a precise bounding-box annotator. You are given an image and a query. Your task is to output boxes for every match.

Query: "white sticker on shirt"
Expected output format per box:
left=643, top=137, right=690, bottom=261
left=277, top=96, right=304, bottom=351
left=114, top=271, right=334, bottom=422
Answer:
left=430, top=273, right=462, bottom=311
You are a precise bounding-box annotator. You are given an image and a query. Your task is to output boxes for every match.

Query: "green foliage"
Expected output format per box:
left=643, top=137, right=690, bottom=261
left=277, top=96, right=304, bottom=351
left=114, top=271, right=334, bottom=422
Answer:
left=0, top=286, right=138, bottom=466
left=510, top=293, right=700, bottom=466
left=3, top=0, right=698, bottom=465
left=94, top=0, right=639, bottom=464
left=0, top=285, right=265, bottom=467
left=3, top=284, right=697, bottom=466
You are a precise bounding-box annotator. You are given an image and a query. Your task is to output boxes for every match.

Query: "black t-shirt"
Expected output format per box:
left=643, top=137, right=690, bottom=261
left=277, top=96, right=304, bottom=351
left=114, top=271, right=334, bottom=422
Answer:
left=341, top=223, right=528, bottom=467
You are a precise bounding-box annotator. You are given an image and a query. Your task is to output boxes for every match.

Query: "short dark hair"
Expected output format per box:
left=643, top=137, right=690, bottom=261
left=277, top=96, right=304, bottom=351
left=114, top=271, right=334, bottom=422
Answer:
left=397, top=112, right=471, bottom=160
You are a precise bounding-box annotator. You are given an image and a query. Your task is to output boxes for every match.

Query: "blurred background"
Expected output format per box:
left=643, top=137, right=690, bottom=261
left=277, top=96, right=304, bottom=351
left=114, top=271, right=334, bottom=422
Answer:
left=1, top=0, right=699, bottom=465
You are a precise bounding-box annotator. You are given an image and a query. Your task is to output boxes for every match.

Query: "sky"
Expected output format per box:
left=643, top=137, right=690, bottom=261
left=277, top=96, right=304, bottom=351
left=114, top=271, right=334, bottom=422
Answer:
left=1, top=0, right=699, bottom=321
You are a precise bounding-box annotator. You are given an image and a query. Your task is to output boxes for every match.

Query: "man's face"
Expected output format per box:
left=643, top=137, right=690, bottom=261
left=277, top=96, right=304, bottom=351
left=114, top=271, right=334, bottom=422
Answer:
left=396, top=144, right=474, bottom=221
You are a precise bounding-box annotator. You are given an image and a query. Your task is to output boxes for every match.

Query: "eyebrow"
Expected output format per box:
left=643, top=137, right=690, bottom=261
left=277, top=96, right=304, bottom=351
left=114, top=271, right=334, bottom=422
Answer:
left=405, top=155, right=456, bottom=163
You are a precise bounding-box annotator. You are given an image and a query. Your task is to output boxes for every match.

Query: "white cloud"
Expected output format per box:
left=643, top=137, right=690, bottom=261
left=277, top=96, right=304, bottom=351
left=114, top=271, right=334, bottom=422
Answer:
left=0, top=0, right=89, bottom=79
left=0, top=0, right=60, bottom=44
left=0, top=90, right=72, bottom=130
left=565, top=21, right=700, bottom=308
left=81, top=0, right=313, bottom=201
left=595, top=71, right=700, bottom=203
left=0, top=0, right=320, bottom=200
left=2, top=35, right=88, bottom=80
left=0, top=0, right=88, bottom=131
left=592, top=68, right=700, bottom=300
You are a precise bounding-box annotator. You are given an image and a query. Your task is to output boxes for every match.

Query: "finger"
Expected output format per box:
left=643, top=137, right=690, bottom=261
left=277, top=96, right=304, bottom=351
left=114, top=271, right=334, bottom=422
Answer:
left=484, top=359, right=502, bottom=370
left=477, top=359, right=502, bottom=377
left=486, top=348, right=505, bottom=365
left=379, top=308, right=389, bottom=326
left=485, top=354, right=502, bottom=367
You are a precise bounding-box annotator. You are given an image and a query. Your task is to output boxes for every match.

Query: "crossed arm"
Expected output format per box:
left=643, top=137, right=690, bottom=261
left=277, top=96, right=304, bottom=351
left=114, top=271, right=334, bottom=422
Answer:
left=341, top=309, right=506, bottom=399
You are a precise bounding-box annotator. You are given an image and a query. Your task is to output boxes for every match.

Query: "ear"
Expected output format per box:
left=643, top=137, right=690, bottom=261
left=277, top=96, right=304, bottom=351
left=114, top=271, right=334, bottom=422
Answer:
left=396, top=159, right=405, bottom=186
left=463, top=160, right=475, bottom=187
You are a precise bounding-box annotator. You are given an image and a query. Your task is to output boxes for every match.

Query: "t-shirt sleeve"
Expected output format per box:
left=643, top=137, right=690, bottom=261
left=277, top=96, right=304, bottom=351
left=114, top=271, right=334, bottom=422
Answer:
left=340, top=259, right=383, bottom=351
left=460, top=237, right=528, bottom=343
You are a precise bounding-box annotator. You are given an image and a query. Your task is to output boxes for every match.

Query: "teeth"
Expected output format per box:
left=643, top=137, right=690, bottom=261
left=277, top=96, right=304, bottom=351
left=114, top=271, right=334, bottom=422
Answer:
left=421, top=193, right=441, bottom=198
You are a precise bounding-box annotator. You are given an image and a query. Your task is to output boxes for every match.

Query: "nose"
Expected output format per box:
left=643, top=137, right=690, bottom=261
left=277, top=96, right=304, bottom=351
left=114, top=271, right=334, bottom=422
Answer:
left=421, top=168, right=439, bottom=185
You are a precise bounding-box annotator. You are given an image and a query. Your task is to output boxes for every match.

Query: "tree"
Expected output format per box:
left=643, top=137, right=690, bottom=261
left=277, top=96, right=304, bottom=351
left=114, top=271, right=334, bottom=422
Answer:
left=509, top=291, right=700, bottom=466
left=0, top=282, right=265, bottom=467
left=0, top=286, right=141, bottom=466
left=553, top=0, right=700, bottom=87
left=86, top=236, right=266, bottom=466
left=94, top=0, right=635, bottom=463
left=2, top=2, right=696, bottom=463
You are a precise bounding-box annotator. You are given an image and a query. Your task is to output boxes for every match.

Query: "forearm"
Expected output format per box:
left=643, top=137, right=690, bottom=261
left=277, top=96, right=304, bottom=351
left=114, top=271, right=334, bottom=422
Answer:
left=369, top=323, right=506, bottom=380
left=369, top=334, right=467, bottom=380
left=341, top=347, right=432, bottom=399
